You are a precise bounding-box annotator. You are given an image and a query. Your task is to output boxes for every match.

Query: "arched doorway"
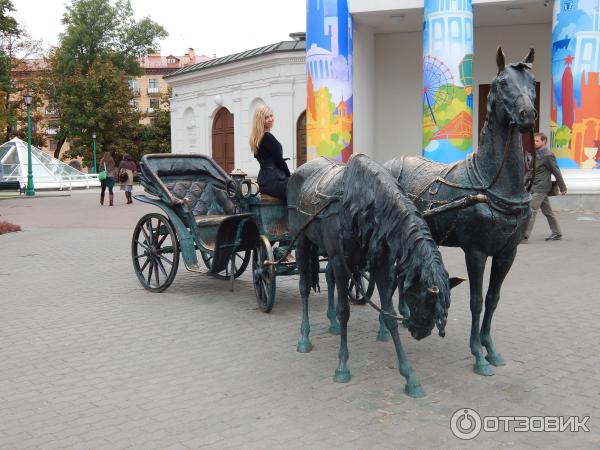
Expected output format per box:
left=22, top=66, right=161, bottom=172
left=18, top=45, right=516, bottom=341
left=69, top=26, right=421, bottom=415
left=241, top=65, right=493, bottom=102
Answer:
left=212, top=107, right=235, bottom=174
left=296, top=110, right=307, bottom=167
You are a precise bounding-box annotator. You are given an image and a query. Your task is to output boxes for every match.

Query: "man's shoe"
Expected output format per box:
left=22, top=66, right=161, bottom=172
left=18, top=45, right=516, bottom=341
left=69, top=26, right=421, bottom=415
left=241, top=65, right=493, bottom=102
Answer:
left=545, top=233, right=562, bottom=241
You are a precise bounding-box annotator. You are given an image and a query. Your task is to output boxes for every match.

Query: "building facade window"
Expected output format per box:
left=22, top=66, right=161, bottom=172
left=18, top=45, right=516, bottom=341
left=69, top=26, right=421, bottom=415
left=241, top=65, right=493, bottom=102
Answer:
left=129, top=79, right=139, bottom=95
left=147, top=78, right=160, bottom=94
left=148, top=98, right=160, bottom=113
left=129, top=99, right=139, bottom=111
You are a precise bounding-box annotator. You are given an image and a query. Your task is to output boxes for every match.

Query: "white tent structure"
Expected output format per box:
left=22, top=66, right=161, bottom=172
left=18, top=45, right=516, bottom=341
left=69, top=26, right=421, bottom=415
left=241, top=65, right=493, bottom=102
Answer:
left=0, top=138, right=100, bottom=190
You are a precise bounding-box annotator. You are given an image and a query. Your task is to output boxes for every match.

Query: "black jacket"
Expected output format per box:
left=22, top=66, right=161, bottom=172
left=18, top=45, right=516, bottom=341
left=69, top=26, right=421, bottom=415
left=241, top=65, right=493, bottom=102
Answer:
left=255, top=132, right=290, bottom=193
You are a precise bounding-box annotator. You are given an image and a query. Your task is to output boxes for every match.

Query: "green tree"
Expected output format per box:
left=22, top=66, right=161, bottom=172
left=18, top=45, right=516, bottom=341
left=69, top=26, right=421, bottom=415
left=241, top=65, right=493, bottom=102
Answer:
left=51, top=0, right=167, bottom=164
left=0, top=31, right=46, bottom=147
left=135, top=88, right=171, bottom=161
left=0, top=0, right=18, bottom=37
left=61, top=58, right=141, bottom=167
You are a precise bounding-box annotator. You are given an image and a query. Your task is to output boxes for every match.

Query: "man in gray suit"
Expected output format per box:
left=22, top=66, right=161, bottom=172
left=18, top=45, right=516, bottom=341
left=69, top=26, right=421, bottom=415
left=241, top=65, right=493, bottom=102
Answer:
left=523, top=132, right=567, bottom=243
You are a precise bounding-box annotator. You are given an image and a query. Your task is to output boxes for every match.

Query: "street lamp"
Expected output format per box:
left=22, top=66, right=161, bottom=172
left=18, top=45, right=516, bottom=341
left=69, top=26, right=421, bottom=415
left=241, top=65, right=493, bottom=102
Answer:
left=92, top=132, right=97, bottom=173
left=23, top=92, right=35, bottom=196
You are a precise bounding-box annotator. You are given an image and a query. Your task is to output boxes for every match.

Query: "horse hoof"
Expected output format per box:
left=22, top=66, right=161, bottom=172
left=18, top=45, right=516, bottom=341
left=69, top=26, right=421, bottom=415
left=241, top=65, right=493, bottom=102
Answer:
left=296, top=340, right=312, bottom=353
left=334, top=369, right=351, bottom=383
left=329, top=324, right=341, bottom=335
left=405, top=383, right=426, bottom=398
left=376, top=330, right=392, bottom=342
left=486, top=352, right=506, bottom=367
left=474, top=363, right=495, bottom=376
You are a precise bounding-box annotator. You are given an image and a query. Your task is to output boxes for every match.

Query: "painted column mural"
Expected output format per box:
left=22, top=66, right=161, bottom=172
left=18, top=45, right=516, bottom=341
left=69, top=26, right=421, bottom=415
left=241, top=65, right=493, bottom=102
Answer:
left=306, top=0, right=353, bottom=162
left=551, top=0, right=600, bottom=169
left=422, top=0, right=473, bottom=163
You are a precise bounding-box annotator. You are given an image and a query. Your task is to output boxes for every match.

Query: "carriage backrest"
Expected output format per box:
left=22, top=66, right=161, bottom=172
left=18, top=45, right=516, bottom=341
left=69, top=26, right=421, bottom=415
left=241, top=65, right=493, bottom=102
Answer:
left=140, top=154, right=235, bottom=215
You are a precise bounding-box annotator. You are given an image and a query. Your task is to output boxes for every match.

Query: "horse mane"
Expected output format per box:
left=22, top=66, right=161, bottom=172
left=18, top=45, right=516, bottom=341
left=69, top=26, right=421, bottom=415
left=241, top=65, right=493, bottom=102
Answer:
left=341, top=155, right=450, bottom=326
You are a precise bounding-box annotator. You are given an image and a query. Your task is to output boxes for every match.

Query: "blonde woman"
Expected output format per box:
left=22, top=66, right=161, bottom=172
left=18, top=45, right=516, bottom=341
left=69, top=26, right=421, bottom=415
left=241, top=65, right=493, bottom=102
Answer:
left=249, top=105, right=290, bottom=199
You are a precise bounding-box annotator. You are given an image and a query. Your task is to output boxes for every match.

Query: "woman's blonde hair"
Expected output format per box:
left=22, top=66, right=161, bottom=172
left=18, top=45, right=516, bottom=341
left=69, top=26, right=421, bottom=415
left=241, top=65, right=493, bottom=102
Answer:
left=249, top=105, right=272, bottom=154
left=99, top=151, right=114, bottom=165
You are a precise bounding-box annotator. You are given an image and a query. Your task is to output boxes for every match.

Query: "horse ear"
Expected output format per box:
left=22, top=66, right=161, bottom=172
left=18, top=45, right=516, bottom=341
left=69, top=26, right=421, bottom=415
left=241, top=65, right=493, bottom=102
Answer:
left=523, top=47, right=535, bottom=64
left=449, top=277, right=467, bottom=289
left=496, top=46, right=506, bottom=73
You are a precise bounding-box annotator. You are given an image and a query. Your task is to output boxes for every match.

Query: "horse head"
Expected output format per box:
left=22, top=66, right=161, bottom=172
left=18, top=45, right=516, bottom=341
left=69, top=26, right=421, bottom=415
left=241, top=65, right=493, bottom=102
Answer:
left=490, top=46, right=537, bottom=133
left=401, top=273, right=465, bottom=341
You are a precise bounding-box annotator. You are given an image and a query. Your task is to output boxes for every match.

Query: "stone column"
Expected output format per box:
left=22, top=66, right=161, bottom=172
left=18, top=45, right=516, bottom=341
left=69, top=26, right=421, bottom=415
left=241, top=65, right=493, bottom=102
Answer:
left=422, top=0, right=473, bottom=163
left=306, top=0, right=353, bottom=162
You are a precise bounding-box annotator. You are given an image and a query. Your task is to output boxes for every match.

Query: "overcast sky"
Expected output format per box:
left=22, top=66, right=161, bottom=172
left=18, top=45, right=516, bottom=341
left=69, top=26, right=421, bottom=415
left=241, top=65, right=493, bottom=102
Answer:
left=13, top=0, right=306, bottom=58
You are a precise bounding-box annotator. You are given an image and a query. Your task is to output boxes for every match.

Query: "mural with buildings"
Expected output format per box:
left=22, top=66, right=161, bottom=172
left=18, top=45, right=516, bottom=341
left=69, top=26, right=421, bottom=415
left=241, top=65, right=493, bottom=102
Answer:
left=422, top=0, right=473, bottom=164
left=306, top=0, right=353, bottom=162
left=551, top=0, right=600, bottom=169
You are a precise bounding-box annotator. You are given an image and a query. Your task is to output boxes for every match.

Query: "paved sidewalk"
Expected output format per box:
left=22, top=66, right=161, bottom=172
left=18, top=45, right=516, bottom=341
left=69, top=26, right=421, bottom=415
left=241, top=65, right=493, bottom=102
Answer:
left=1, top=190, right=599, bottom=449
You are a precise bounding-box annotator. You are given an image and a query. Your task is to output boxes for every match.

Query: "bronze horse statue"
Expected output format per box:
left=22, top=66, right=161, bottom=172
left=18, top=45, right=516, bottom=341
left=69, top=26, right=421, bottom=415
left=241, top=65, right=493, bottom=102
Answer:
left=288, top=154, right=462, bottom=397
left=384, top=47, right=535, bottom=376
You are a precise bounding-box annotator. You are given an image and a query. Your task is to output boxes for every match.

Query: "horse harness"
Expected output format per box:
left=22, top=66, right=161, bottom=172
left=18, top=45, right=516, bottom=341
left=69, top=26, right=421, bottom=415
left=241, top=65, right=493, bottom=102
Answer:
left=399, top=125, right=531, bottom=245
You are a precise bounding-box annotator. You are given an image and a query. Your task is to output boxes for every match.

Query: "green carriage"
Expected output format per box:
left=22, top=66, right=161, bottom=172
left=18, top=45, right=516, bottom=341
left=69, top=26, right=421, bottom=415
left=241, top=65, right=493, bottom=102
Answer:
left=131, top=153, right=322, bottom=312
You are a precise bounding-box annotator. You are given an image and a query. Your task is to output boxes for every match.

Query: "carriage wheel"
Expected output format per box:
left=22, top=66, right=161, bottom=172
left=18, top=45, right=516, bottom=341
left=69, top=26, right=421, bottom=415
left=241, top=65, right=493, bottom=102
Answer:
left=200, top=250, right=251, bottom=280
left=132, top=213, right=180, bottom=293
left=252, top=235, right=276, bottom=313
left=348, top=269, right=376, bottom=305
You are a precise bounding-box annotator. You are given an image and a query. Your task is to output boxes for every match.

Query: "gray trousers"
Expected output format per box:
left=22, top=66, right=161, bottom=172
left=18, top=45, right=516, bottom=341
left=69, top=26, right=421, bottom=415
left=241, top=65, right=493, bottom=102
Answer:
left=525, top=192, right=561, bottom=238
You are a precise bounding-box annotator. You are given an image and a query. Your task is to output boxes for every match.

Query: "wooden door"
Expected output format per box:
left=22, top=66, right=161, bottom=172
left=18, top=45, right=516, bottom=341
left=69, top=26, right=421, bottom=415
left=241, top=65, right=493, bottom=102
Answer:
left=296, top=111, right=307, bottom=167
left=478, top=82, right=540, bottom=153
left=212, top=107, right=235, bottom=174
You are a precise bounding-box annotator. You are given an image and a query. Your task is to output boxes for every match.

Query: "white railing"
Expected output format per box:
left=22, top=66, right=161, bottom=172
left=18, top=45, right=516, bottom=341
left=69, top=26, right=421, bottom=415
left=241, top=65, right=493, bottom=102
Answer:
left=3, top=174, right=101, bottom=191
left=147, top=87, right=160, bottom=94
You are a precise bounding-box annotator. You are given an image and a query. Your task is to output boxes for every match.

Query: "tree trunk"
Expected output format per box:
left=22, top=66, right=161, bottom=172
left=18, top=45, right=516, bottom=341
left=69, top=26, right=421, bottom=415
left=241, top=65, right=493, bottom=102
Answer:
left=54, top=137, right=66, bottom=159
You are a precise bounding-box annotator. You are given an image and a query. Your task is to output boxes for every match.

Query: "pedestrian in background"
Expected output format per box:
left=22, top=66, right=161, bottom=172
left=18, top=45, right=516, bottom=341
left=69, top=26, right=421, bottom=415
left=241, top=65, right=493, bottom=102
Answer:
left=98, top=152, right=116, bottom=206
left=118, top=154, right=136, bottom=204
left=523, top=132, right=567, bottom=243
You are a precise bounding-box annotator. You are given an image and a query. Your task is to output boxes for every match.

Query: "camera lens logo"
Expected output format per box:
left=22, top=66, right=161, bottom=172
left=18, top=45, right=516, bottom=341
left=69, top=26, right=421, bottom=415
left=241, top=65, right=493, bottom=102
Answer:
left=450, top=408, right=482, bottom=440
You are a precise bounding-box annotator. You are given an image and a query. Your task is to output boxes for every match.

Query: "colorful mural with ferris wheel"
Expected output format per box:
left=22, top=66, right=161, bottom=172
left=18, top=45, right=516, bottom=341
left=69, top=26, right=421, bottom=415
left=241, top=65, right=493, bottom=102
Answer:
left=306, top=0, right=353, bottom=162
left=551, top=0, right=600, bottom=170
left=422, top=0, right=474, bottom=164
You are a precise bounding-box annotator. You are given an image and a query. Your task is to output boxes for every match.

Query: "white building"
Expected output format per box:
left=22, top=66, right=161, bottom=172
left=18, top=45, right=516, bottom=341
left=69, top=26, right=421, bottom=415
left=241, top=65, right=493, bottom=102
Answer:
left=166, top=0, right=599, bottom=201
left=165, top=37, right=307, bottom=177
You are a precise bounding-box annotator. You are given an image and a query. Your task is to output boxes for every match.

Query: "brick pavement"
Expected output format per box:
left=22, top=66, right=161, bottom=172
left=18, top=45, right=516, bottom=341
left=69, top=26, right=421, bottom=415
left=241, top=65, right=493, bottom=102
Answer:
left=0, top=189, right=599, bottom=449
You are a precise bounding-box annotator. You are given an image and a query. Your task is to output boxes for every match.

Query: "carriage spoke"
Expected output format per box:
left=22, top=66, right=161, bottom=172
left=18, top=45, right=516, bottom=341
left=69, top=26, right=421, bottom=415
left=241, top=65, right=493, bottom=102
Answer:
left=135, top=240, right=150, bottom=251
left=141, top=223, right=151, bottom=243
left=157, top=254, right=173, bottom=266
left=146, top=260, right=154, bottom=285
left=139, top=257, right=151, bottom=272
left=153, top=259, right=160, bottom=286
left=147, top=219, right=155, bottom=244
left=157, top=232, right=168, bottom=247
left=156, top=258, right=168, bottom=278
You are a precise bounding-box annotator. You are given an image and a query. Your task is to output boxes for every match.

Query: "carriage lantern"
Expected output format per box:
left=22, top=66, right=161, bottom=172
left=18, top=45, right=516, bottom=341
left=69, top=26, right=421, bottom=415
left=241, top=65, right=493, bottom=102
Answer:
left=227, top=168, right=258, bottom=207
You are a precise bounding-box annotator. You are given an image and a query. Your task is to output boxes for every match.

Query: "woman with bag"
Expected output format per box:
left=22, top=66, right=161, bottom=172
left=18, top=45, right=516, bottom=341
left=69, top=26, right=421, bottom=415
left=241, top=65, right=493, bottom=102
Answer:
left=249, top=105, right=290, bottom=200
left=98, top=152, right=116, bottom=206
left=118, top=154, right=136, bottom=204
